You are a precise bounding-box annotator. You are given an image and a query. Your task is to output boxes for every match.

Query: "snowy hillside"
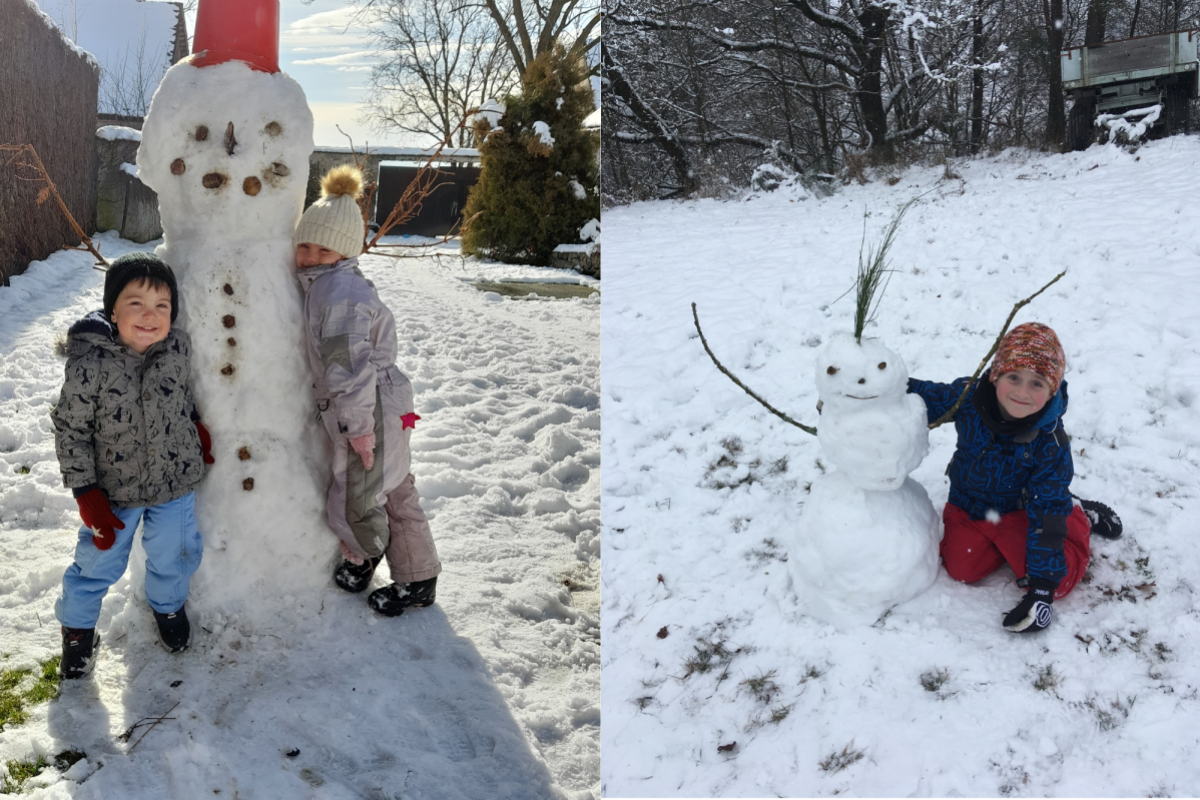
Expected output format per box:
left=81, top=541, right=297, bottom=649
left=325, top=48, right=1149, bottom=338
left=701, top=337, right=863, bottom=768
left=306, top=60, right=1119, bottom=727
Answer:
left=0, top=236, right=599, bottom=798
left=602, top=138, right=1200, bottom=796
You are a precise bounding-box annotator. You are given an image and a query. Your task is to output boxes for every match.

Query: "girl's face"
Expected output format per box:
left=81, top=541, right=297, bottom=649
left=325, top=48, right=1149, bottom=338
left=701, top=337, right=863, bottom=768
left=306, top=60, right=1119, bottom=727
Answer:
left=994, top=369, right=1053, bottom=420
left=295, top=242, right=344, bottom=269
left=111, top=279, right=172, bottom=354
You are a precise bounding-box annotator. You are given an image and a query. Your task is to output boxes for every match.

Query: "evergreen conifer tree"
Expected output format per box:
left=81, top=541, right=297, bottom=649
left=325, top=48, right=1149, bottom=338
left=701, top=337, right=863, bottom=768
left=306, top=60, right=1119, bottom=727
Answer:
left=462, top=45, right=599, bottom=265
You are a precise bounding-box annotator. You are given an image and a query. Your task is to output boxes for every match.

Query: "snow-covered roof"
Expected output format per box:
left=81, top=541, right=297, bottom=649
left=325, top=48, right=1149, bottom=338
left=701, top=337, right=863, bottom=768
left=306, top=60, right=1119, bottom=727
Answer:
left=583, top=108, right=600, bottom=130
left=320, top=146, right=481, bottom=161
left=32, top=0, right=184, bottom=116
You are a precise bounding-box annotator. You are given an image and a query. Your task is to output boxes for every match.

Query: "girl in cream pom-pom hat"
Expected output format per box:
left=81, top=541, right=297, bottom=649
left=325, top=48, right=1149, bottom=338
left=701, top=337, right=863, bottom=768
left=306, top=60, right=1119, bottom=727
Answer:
left=294, top=165, right=441, bottom=616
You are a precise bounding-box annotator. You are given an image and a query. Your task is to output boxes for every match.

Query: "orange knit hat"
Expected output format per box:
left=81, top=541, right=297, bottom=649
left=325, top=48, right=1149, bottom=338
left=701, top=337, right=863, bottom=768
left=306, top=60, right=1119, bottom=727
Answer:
left=989, top=323, right=1066, bottom=395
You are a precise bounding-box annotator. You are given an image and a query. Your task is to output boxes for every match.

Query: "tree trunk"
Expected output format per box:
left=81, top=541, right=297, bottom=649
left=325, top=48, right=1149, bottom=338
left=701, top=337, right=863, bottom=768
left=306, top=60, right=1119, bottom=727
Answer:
left=970, top=14, right=985, bottom=154
left=1084, top=0, right=1106, bottom=45
left=1044, top=0, right=1065, bottom=149
left=857, top=4, right=892, bottom=161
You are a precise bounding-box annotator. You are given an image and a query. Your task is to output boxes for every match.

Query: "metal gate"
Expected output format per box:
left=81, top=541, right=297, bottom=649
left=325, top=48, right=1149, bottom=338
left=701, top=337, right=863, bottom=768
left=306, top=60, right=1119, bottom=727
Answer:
left=373, top=163, right=481, bottom=237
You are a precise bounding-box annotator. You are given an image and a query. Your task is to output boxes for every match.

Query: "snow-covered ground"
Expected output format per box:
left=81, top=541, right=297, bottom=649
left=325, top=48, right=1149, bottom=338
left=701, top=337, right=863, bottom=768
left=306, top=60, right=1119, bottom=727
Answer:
left=602, top=138, right=1200, bottom=797
left=0, top=235, right=599, bottom=798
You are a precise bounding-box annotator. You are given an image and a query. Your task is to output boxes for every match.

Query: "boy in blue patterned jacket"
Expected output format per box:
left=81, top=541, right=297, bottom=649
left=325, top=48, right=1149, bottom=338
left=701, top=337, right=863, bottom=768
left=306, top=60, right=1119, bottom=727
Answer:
left=908, top=323, right=1120, bottom=633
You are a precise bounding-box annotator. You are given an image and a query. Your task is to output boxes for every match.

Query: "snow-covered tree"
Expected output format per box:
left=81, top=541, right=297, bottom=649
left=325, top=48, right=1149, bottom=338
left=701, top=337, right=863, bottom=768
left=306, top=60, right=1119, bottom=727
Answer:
left=462, top=45, right=600, bottom=264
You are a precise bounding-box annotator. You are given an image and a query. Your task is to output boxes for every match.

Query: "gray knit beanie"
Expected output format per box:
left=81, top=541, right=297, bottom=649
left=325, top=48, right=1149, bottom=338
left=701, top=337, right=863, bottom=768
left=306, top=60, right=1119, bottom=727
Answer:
left=294, top=165, right=365, bottom=259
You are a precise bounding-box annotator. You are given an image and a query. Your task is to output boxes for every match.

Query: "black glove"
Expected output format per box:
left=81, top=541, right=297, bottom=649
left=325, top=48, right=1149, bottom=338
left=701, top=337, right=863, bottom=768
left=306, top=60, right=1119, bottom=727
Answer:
left=1002, top=578, right=1057, bottom=633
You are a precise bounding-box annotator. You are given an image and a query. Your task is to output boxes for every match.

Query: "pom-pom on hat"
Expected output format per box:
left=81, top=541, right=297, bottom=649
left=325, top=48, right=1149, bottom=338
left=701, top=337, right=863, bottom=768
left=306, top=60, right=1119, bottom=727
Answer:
left=294, top=165, right=365, bottom=260
left=104, top=252, right=179, bottom=323
left=989, top=322, right=1066, bottom=396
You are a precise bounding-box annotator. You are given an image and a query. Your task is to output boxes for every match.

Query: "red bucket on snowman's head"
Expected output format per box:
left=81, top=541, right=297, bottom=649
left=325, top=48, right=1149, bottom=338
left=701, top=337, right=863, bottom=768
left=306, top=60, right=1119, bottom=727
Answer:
left=191, top=0, right=280, bottom=73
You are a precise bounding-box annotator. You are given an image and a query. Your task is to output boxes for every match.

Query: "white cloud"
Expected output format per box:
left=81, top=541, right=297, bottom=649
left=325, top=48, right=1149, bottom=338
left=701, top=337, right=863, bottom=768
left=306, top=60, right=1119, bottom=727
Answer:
left=291, top=46, right=358, bottom=54
left=282, top=7, right=376, bottom=78
left=292, top=50, right=375, bottom=68
left=286, top=8, right=363, bottom=31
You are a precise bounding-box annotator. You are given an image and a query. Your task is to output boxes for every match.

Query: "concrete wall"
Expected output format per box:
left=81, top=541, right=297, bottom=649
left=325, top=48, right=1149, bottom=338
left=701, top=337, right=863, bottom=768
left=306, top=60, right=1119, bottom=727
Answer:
left=95, top=133, right=162, bottom=243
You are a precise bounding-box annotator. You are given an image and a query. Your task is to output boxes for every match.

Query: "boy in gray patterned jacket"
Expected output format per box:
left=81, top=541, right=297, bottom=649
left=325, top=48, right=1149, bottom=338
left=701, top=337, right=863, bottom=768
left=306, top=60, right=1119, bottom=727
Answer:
left=52, top=253, right=214, bottom=678
left=294, top=165, right=442, bottom=616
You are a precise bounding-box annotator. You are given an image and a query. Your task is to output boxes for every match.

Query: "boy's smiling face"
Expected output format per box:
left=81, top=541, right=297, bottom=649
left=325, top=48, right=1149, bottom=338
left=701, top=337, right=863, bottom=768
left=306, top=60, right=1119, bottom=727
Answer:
left=994, top=369, right=1053, bottom=420
left=111, top=279, right=172, bottom=354
left=295, top=242, right=344, bottom=269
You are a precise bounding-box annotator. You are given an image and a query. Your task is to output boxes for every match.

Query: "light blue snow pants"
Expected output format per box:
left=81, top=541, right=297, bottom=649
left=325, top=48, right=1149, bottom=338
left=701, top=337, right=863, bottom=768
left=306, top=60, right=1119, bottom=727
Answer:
left=55, top=492, right=203, bottom=629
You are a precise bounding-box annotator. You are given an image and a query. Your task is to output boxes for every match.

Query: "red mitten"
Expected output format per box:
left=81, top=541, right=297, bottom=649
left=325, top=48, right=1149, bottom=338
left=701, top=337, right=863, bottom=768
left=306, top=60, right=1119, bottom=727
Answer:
left=76, top=488, right=125, bottom=551
left=349, top=433, right=375, bottom=471
left=195, top=420, right=215, bottom=464
left=401, top=413, right=420, bottom=430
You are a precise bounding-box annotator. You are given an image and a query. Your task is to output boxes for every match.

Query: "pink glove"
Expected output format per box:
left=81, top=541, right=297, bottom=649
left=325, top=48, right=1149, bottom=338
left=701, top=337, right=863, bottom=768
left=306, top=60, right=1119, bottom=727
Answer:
left=339, top=539, right=365, bottom=566
left=349, top=433, right=375, bottom=471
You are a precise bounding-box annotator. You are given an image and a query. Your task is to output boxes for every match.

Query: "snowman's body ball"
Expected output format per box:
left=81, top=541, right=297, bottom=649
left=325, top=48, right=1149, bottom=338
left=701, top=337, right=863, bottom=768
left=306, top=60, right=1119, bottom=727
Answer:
left=788, top=471, right=941, bottom=626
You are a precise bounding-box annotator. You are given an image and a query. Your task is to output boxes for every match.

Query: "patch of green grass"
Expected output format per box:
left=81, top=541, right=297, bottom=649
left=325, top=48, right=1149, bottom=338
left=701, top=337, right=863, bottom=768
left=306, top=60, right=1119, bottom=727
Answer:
left=768, top=705, right=791, bottom=724
left=746, top=538, right=785, bottom=566
left=1084, top=695, right=1136, bottom=731
left=3, top=755, right=48, bottom=794
left=52, top=750, right=85, bottom=772
left=0, top=750, right=84, bottom=794
left=1032, top=663, right=1060, bottom=692
left=739, top=670, right=779, bottom=704
left=799, top=664, right=824, bottom=683
left=682, top=639, right=737, bottom=681
left=819, top=741, right=865, bottom=774
left=0, top=658, right=62, bottom=730
left=920, top=668, right=950, bottom=693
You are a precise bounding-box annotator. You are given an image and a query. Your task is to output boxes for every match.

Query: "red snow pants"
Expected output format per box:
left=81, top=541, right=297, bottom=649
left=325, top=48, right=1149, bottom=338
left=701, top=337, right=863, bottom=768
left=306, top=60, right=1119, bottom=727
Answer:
left=940, top=503, right=1092, bottom=599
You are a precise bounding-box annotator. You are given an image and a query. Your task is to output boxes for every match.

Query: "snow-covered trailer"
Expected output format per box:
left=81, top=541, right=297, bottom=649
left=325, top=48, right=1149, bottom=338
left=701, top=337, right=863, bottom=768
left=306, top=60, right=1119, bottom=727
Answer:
left=1060, top=29, right=1198, bottom=150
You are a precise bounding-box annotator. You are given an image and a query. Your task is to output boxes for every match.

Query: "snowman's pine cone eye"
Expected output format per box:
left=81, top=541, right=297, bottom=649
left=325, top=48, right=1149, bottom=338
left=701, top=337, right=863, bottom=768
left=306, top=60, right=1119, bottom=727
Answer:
left=826, top=366, right=838, bottom=375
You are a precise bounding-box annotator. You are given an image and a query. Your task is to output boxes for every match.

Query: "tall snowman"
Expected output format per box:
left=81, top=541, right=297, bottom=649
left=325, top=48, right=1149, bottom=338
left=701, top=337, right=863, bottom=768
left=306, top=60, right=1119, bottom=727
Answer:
left=786, top=332, right=942, bottom=625
left=137, top=0, right=334, bottom=609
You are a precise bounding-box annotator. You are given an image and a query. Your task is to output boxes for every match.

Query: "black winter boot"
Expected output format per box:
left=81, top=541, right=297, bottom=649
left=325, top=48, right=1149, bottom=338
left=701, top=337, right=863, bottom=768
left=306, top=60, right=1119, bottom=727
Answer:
left=1079, top=499, right=1123, bottom=539
left=334, top=555, right=383, bottom=593
left=154, top=605, right=191, bottom=653
left=59, top=627, right=99, bottom=679
left=368, top=576, right=437, bottom=617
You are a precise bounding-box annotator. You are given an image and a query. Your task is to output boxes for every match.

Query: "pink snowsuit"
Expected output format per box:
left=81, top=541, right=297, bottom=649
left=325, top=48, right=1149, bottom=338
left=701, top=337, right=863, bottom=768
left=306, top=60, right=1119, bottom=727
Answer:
left=298, top=257, right=441, bottom=585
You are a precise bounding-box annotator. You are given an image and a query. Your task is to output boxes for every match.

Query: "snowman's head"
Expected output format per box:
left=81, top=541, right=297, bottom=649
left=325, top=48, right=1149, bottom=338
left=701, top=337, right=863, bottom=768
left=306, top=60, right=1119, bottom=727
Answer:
left=815, top=332, right=909, bottom=406
left=137, top=60, right=314, bottom=239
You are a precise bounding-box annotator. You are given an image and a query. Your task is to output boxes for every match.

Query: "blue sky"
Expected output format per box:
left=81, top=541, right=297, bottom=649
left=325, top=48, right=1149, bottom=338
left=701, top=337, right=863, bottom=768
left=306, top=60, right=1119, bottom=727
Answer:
left=278, top=0, right=420, bottom=148
left=35, top=0, right=428, bottom=148
left=37, top=0, right=596, bottom=148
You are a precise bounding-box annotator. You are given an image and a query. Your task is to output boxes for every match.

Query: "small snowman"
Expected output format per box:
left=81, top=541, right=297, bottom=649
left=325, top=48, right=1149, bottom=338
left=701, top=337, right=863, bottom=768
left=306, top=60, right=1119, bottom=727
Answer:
left=786, top=332, right=942, bottom=626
